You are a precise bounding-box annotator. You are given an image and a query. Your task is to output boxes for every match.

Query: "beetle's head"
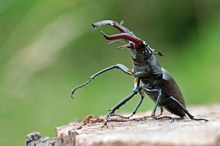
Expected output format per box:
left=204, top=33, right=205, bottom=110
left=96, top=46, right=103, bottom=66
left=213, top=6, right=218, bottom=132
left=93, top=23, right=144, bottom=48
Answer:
left=92, top=20, right=161, bottom=61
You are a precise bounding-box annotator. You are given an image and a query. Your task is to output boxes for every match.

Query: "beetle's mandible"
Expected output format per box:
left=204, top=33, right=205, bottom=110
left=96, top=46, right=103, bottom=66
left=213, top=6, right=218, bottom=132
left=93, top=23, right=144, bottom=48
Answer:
left=71, top=20, right=208, bottom=124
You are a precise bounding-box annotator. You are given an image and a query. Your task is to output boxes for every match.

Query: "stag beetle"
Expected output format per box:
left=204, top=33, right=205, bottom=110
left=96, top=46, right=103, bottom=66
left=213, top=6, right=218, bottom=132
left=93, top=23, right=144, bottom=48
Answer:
left=71, top=20, right=208, bottom=123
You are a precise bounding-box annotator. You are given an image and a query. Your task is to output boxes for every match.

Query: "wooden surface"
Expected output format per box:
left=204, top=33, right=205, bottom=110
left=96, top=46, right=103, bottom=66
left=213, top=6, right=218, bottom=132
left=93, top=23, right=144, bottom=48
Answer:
left=27, top=104, right=220, bottom=146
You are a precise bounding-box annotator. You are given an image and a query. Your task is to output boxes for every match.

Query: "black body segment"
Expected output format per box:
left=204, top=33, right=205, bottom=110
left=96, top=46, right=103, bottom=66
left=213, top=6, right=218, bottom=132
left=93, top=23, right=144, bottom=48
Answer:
left=71, top=20, right=208, bottom=123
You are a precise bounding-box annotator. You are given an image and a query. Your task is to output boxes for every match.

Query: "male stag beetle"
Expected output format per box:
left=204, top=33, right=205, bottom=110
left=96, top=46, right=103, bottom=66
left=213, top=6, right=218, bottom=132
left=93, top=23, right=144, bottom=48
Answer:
left=71, top=20, right=208, bottom=124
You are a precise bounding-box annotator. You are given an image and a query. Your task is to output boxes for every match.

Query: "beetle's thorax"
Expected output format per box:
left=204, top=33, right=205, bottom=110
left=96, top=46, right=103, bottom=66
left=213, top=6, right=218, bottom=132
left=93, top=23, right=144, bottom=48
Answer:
left=130, top=46, right=163, bottom=81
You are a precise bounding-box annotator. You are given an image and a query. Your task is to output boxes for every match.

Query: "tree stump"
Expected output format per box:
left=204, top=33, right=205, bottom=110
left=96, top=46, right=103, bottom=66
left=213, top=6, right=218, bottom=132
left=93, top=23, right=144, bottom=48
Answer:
left=26, top=105, right=220, bottom=146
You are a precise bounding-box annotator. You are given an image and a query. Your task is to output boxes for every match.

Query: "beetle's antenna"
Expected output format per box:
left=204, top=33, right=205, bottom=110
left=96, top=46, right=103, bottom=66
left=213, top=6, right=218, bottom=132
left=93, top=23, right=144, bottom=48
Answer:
left=154, top=51, right=164, bottom=56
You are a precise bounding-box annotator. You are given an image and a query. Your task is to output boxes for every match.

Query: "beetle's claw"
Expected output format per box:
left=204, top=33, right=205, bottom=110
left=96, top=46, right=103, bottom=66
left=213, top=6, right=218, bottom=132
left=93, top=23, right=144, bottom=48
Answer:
left=70, top=86, right=82, bottom=99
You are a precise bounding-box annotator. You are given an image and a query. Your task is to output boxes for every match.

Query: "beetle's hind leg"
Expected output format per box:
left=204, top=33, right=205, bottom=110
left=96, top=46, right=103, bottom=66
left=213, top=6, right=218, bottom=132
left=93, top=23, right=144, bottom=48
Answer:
left=155, top=96, right=209, bottom=122
left=168, top=96, right=208, bottom=122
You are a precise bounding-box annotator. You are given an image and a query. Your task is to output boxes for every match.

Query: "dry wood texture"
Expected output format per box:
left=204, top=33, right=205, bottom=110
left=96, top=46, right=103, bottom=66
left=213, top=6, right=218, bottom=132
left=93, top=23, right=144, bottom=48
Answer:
left=26, top=105, right=220, bottom=146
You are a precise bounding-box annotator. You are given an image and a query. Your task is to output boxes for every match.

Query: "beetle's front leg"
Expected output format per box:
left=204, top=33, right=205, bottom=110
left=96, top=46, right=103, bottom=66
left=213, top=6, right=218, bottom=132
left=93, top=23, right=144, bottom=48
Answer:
left=70, top=64, right=132, bottom=98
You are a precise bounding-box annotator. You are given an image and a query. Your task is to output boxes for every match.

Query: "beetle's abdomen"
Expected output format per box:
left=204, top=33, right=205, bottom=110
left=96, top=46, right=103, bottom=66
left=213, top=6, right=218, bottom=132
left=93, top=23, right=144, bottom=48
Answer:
left=164, top=103, right=185, bottom=117
left=161, top=68, right=186, bottom=117
left=143, top=68, right=186, bottom=118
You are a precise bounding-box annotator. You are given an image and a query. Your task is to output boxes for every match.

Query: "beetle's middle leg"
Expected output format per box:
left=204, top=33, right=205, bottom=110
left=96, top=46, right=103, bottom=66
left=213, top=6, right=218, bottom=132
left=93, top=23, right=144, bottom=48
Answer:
left=144, top=88, right=173, bottom=121
left=150, top=89, right=174, bottom=120
left=126, top=87, right=145, bottom=118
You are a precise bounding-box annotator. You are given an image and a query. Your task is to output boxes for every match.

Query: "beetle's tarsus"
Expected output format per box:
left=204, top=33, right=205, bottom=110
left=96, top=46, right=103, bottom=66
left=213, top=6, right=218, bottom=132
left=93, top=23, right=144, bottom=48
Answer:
left=102, top=120, right=109, bottom=128
left=152, top=115, right=175, bottom=122
left=70, top=89, right=76, bottom=99
left=112, top=114, right=131, bottom=119
left=193, top=117, right=208, bottom=122
left=70, top=87, right=79, bottom=99
left=157, top=107, right=164, bottom=117
left=70, top=77, right=94, bottom=98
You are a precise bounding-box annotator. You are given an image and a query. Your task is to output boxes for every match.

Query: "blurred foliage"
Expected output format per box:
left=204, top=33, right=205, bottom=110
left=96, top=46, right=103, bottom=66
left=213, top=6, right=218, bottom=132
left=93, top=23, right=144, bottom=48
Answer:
left=0, top=0, right=220, bottom=145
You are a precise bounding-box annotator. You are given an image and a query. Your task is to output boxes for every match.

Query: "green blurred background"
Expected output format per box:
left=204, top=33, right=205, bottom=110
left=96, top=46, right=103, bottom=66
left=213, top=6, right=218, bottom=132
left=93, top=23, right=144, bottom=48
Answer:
left=0, top=0, right=220, bottom=145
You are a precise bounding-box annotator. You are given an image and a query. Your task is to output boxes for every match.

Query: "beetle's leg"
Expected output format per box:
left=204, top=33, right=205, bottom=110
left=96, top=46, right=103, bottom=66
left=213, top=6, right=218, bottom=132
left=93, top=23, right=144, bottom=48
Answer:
left=107, top=78, right=140, bottom=117
left=118, top=87, right=145, bottom=119
left=168, top=96, right=208, bottom=122
left=150, top=89, right=163, bottom=117
left=143, top=87, right=161, bottom=117
left=156, top=107, right=164, bottom=117
left=70, top=64, right=132, bottom=98
left=143, top=88, right=173, bottom=121
left=152, top=91, right=175, bottom=121
left=103, top=78, right=140, bottom=126
left=127, top=88, right=145, bottom=118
